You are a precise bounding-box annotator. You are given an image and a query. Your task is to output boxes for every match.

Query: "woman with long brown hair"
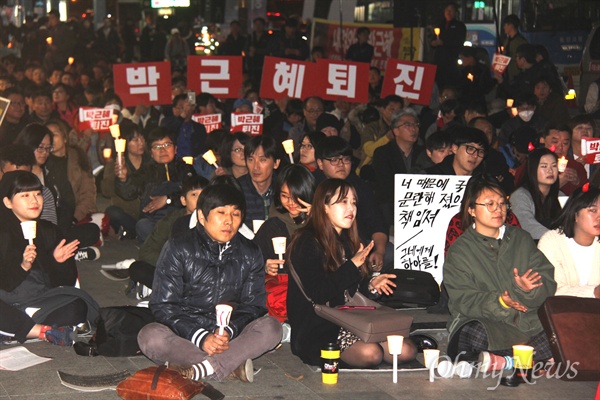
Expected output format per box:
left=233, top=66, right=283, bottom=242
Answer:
left=286, top=178, right=416, bottom=367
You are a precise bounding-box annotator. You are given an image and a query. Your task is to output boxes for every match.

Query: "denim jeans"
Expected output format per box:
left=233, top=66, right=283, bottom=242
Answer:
left=105, top=205, right=138, bottom=238
left=138, top=315, right=282, bottom=381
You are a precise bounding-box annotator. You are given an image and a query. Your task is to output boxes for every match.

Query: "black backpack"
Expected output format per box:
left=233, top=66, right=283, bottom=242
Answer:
left=378, top=270, right=441, bottom=308
left=74, top=306, right=154, bottom=357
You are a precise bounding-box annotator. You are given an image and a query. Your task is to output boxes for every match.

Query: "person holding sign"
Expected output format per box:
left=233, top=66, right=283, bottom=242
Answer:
left=138, top=184, right=282, bottom=383
left=538, top=185, right=600, bottom=298
left=569, top=114, right=599, bottom=180
left=287, top=179, right=417, bottom=367
left=444, top=174, right=556, bottom=370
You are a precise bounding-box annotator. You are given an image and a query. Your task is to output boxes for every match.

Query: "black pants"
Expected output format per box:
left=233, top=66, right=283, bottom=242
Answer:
left=129, top=261, right=155, bottom=289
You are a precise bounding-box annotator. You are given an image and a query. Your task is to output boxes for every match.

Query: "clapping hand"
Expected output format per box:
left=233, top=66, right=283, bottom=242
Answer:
left=369, top=274, right=397, bottom=296
left=513, top=268, right=543, bottom=292
left=351, top=240, right=374, bottom=268
left=501, top=291, right=527, bottom=312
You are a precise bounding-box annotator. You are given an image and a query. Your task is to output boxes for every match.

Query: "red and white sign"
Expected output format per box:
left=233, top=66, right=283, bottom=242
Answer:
left=492, top=53, right=511, bottom=74
left=231, top=113, right=263, bottom=135
left=381, top=59, right=437, bottom=106
left=78, top=107, right=113, bottom=132
left=581, top=136, right=600, bottom=165
left=187, top=56, right=243, bottom=99
left=316, top=59, right=369, bottom=103
left=191, top=113, right=222, bottom=133
left=260, top=57, right=314, bottom=100
left=113, top=62, right=171, bottom=107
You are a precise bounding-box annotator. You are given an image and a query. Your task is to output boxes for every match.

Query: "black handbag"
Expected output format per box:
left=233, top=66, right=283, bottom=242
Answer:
left=289, top=262, right=413, bottom=343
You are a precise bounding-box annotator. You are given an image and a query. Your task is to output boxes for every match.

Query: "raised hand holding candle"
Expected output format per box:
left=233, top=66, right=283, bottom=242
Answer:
left=115, top=138, right=127, bottom=168
left=558, top=156, right=568, bottom=173
left=109, top=124, right=120, bottom=139
left=182, top=156, right=194, bottom=165
left=387, top=335, right=404, bottom=383
left=282, top=139, right=295, bottom=164
left=21, top=221, right=37, bottom=245
left=271, top=237, right=287, bottom=263
left=215, top=304, right=233, bottom=336
left=434, top=27, right=440, bottom=39
left=202, top=150, right=219, bottom=169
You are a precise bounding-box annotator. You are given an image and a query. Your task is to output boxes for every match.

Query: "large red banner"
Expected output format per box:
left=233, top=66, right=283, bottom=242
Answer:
left=381, top=59, right=437, bottom=106
left=187, top=56, right=243, bottom=99
left=113, top=62, right=172, bottom=107
left=315, top=59, right=369, bottom=103
left=260, top=57, right=315, bottom=100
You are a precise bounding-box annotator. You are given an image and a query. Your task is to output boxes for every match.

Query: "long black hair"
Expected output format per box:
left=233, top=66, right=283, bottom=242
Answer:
left=552, top=186, right=600, bottom=241
left=273, top=164, right=315, bottom=223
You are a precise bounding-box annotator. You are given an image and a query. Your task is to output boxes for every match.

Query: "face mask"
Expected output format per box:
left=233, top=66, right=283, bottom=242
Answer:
left=518, top=110, right=534, bottom=122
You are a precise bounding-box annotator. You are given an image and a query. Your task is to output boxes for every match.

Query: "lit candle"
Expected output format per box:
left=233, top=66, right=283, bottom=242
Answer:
left=115, top=138, right=127, bottom=168
left=434, top=27, right=440, bottom=39
left=103, top=148, right=112, bottom=159
left=558, top=156, right=568, bottom=173
left=467, top=73, right=474, bottom=82
left=510, top=107, right=518, bottom=117
left=46, top=37, right=52, bottom=45
left=282, top=139, right=295, bottom=164
left=68, top=57, right=74, bottom=65
left=506, top=98, right=514, bottom=108
left=109, top=124, right=120, bottom=138
left=202, top=150, right=219, bottom=169
left=182, top=156, right=194, bottom=165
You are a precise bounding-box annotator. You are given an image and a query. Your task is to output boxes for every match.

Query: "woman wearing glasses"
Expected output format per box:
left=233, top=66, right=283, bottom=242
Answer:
left=217, top=131, right=249, bottom=179
left=299, top=131, right=325, bottom=172
left=444, top=174, right=556, bottom=371
left=538, top=185, right=600, bottom=298
left=510, top=148, right=561, bottom=241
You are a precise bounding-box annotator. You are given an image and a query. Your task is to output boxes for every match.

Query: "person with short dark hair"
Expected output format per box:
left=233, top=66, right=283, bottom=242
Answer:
left=533, top=75, right=569, bottom=127
left=415, top=130, right=452, bottom=171
left=501, top=14, right=528, bottom=81
left=430, top=3, right=466, bottom=88
left=217, top=131, right=249, bottom=179
left=498, top=93, right=545, bottom=147
left=538, top=186, right=599, bottom=298
left=288, top=96, right=324, bottom=153
left=237, top=135, right=281, bottom=227
left=161, top=93, right=207, bottom=159
left=346, top=27, right=374, bottom=63
left=30, top=90, right=59, bottom=124
left=138, top=184, right=282, bottom=383
left=0, top=87, right=29, bottom=147
left=246, top=17, right=270, bottom=87
left=220, top=20, right=247, bottom=56
left=426, top=127, right=488, bottom=176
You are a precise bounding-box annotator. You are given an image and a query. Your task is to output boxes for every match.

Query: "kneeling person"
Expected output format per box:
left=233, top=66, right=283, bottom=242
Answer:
left=138, top=184, right=282, bottom=382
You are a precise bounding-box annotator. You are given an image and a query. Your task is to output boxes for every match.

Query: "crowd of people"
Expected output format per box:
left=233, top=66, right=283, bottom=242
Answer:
left=0, top=2, right=599, bottom=385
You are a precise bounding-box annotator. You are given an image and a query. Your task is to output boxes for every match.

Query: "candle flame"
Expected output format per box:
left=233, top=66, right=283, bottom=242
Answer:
left=467, top=73, right=474, bottom=82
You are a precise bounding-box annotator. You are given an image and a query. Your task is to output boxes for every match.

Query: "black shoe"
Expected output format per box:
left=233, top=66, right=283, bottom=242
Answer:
left=409, top=334, right=438, bottom=353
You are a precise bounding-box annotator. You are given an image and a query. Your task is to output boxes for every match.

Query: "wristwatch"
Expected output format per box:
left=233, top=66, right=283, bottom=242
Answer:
left=166, top=196, right=172, bottom=205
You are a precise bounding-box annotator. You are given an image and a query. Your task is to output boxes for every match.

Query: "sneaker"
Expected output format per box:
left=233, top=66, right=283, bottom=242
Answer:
left=230, top=359, right=253, bottom=383
left=76, top=321, right=93, bottom=337
left=75, top=246, right=100, bottom=262
left=45, top=326, right=76, bottom=346
left=169, top=364, right=196, bottom=381
left=281, top=322, right=291, bottom=343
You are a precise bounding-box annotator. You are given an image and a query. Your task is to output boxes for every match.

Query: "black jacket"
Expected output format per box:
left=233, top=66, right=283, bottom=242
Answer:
left=149, top=224, right=267, bottom=349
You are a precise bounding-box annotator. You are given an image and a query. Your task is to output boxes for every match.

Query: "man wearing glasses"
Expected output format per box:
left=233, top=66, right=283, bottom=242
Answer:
left=289, top=97, right=324, bottom=154
left=426, top=127, right=488, bottom=177
left=116, top=127, right=196, bottom=242
left=315, top=136, right=389, bottom=270
left=373, top=108, right=424, bottom=225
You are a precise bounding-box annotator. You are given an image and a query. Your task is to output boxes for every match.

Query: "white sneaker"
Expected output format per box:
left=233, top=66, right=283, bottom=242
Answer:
left=75, top=247, right=100, bottom=261
left=281, top=322, right=291, bottom=343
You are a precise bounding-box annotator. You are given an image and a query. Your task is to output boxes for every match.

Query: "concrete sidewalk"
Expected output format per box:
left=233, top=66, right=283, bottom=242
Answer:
left=0, top=233, right=597, bottom=399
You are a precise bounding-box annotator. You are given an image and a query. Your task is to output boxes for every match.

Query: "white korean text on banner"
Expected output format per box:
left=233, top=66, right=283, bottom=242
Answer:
left=113, top=62, right=172, bottom=107
left=187, top=56, right=243, bottom=99
left=581, top=136, right=600, bottom=164
left=316, top=59, right=369, bottom=103
left=394, top=174, right=471, bottom=284
left=492, top=53, right=511, bottom=74
left=78, top=107, right=113, bottom=132
left=310, top=19, right=423, bottom=71
left=191, top=113, right=222, bottom=133
left=259, top=57, right=314, bottom=100
left=231, top=113, right=263, bottom=135
left=381, top=59, right=437, bottom=106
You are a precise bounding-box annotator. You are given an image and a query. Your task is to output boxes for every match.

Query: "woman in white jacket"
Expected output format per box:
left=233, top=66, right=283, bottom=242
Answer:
left=538, top=184, right=600, bottom=298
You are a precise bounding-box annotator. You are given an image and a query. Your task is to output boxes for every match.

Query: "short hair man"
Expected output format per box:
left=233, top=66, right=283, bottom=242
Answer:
left=315, top=136, right=390, bottom=269
left=161, top=93, right=207, bottom=159
left=289, top=96, right=324, bottom=153
left=237, top=135, right=280, bottom=227
left=138, top=184, right=282, bottom=383
left=346, top=26, right=374, bottom=64
left=30, top=91, right=59, bottom=124
left=0, top=87, right=29, bottom=147
left=426, top=127, right=488, bottom=176
left=501, top=14, right=527, bottom=81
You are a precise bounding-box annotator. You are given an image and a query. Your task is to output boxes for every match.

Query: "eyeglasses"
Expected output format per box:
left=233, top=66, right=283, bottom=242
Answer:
left=463, top=144, right=486, bottom=158
left=232, top=147, right=244, bottom=153
left=151, top=142, right=174, bottom=151
left=35, top=145, right=53, bottom=153
left=300, top=143, right=313, bottom=150
left=305, top=108, right=323, bottom=114
left=474, top=201, right=510, bottom=212
left=324, top=156, right=352, bottom=166
left=397, top=122, right=420, bottom=129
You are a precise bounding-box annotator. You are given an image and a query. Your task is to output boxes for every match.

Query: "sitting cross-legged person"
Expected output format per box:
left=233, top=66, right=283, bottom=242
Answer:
left=138, top=184, right=282, bottom=383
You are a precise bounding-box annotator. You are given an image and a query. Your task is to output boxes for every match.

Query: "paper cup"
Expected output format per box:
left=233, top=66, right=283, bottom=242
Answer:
left=252, top=220, right=264, bottom=234
left=513, top=345, right=534, bottom=369
left=215, top=304, right=233, bottom=334
left=386, top=335, right=404, bottom=355
left=202, top=150, right=217, bottom=165
left=436, top=360, right=454, bottom=378
left=558, top=156, right=568, bottom=173
left=282, top=139, right=294, bottom=154
left=114, top=138, right=127, bottom=153
left=506, top=98, right=514, bottom=108
left=109, top=124, right=120, bottom=138
left=182, top=156, right=194, bottom=165
left=103, top=148, right=112, bottom=159
left=21, top=221, right=37, bottom=244
left=271, top=237, right=287, bottom=256
left=423, top=349, right=440, bottom=369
